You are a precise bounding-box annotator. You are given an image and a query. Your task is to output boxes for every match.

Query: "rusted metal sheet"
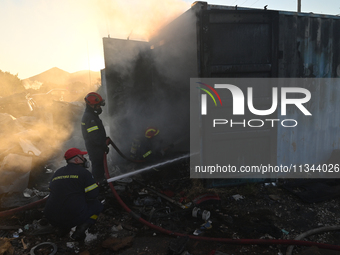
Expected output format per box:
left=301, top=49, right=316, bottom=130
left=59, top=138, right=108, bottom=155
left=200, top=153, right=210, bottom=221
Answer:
left=277, top=14, right=340, bottom=167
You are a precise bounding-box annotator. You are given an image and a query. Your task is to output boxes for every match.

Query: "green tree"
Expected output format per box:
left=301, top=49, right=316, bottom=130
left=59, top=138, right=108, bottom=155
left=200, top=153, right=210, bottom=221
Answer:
left=0, top=70, right=25, bottom=97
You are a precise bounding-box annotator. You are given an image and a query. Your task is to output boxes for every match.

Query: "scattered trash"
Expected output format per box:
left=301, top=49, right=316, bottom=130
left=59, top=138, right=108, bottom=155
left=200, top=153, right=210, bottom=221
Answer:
left=23, top=188, right=49, bottom=199
left=200, top=221, right=212, bottom=230
left=232, top=194, right=244, bottom=201
left=111, top=225, right=123, bottom=232
left=185, top=202, right=192, bottom=208
left=134, top=179, right=189, bottom=209
left=66, top=242, right=79, bottom=253
left=21, top=238, right=27, bottom=250
left=117, top=224, right=124, bottom=231
left=23, top=188, right=34, bottom=198
left=138, top=189, right=148, bottom=195
left=30, top=224, right=55, bottom=235
left=111, top=220, right=137, bottom=232
left=113, top=185, right=126, bottom=191
left=30, top=242, right=57, bottom=255
left=192, top=207, right=210, bottom=221
left=45, top=168, right=53, bottom=174
left=111, top=226, right=118, bottom=232
left=84, top=230, right=97, bottom=243
left=168, top=236, right=189, bottom=255
left=281, top=229, right=289, bottom=235
left=193, top=229, right=203, bottom=236
left=133, top=196, right=161, bottom=206
left=0, top=237, right=14, bottom=254
left=259, top=234, right=275, bottom=239
left=219, top=224, right=228, bottom=233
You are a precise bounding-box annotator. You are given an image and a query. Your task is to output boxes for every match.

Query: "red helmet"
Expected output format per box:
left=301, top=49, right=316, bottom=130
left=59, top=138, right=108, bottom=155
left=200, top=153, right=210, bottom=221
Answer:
left=85, top=92, right=105, bottom=106
left=145, top=127, right=159, bottom=138
left=64, top=147, right=87, bottom=160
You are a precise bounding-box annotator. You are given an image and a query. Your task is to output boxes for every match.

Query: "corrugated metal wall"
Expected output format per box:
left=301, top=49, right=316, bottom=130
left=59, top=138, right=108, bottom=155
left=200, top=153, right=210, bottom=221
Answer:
left=277, top=13, right=340, bottom=166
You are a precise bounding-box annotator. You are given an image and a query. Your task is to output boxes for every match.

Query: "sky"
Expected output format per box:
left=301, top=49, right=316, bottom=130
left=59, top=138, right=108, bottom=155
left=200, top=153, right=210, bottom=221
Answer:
left=0, top=0, right=339, bottom=80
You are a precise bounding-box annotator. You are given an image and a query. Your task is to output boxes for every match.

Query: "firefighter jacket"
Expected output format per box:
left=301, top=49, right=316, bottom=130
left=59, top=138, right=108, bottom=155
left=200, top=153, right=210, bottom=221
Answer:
left=81, top=105, right=107, bottom=156
left=140, top=135, right=163, bottom=161
left=44, top=163, right=103, bottom=229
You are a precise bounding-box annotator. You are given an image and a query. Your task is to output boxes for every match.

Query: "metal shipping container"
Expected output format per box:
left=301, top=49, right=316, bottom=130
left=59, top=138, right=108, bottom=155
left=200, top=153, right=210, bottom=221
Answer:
left=102, top=1, right=340, bottom=187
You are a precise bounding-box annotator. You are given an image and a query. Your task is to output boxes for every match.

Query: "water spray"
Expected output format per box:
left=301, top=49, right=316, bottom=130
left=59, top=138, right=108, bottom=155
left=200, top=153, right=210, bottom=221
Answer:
left=106, top=153, right=191, bottom=183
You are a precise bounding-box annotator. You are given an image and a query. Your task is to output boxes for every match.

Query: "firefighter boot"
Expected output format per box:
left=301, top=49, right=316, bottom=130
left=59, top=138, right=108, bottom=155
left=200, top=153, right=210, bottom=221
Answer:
left=71, top=222, right=92, bottom=241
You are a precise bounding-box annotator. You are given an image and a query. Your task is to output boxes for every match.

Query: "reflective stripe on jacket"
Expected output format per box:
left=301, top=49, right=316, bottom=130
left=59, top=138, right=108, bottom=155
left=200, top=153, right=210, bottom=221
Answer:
left=81, top=105, right=107, bottom=154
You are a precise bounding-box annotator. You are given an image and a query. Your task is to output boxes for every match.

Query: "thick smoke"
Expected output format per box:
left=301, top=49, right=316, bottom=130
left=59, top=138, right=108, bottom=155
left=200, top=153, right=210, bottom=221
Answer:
left=0, top=74, right=97, bottom=193
left=0, top=0, right=194, bottom=191
left=96, top=0, right=190, bottom=41
left=100, top=1, right=197, bottom=165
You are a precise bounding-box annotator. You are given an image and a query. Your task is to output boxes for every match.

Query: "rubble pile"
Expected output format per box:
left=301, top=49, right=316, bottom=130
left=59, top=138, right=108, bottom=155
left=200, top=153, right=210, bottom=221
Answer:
left=0, top=159, right=340, bottom=254
left=0, top=92, right=84, bottom=196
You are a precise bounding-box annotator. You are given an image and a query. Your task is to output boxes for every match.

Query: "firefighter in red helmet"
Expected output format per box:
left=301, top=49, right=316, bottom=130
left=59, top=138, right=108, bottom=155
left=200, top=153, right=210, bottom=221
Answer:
left=84, top=92, right=106, bottom=114
left=81, top=92, right=109, bottom=183
left=44, top=148, right=103, bottom=241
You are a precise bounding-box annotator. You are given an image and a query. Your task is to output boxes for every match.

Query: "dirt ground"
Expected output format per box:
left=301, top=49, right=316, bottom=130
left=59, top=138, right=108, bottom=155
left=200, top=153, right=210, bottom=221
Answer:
left=1, top=159, right=340, bottom=255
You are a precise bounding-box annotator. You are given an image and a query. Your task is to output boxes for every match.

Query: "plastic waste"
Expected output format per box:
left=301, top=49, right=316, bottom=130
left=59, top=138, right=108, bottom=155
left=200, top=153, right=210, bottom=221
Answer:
left=30, top=242, right=57, bottom=255
left=23, top=188, right=34, bottom=197
left=232, top=194, right=244, bottom=201
left=193, top=229, right=202, bottom=235
left=133, top=196, right=161, bottom=206
left=200, top=221, right=212, bottom=230
left=192, top=207, right=210, bottom=221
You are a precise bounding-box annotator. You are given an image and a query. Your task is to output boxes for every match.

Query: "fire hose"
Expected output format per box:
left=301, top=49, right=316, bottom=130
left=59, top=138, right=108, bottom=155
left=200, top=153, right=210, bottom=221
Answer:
left=0, top=137, right=155, bottom=218
left=104, top=139, right=340, bottom=252
left=0, top=137, right=142, bottom=219
left=0, top=141, right=339, bottom=252
left=0, top=196, right=48, bottom=218
left=106, top=137, right=145, bottom=163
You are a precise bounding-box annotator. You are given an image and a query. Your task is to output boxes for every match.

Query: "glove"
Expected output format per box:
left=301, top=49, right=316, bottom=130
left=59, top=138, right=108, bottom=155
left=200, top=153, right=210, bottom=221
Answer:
left=105, top=146, right=109, bottom=154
